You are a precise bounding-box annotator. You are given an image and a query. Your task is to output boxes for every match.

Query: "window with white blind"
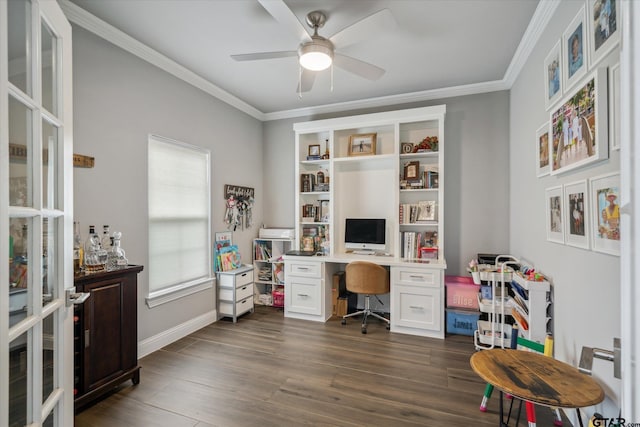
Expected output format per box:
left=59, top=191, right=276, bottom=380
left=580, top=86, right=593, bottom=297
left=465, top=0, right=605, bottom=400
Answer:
left=147, top=134, right=212, bottom=307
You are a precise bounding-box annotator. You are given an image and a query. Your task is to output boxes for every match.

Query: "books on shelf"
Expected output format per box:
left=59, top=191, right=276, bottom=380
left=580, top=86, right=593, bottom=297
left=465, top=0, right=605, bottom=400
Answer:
left=215, top=245, right=241, bottom=272
left=254, top=241, right=272, bottom=261
left=400, top=231, right=438, bottom=260
left=399, top=201, right=437, bottom=224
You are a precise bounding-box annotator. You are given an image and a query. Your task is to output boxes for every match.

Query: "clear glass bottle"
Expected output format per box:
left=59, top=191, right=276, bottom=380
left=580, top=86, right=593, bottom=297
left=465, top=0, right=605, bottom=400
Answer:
left=106, top=232, right=128, bottom=271
left=101, top=225, right=112, bottom=250
left=84, top=225, right=105, bottom=273
left=73, top=221, right=83, bottom=275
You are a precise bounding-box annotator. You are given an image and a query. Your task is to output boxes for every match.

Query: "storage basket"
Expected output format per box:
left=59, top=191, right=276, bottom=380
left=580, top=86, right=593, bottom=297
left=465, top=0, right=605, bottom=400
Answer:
left=272, top=287, right=284, bottom=308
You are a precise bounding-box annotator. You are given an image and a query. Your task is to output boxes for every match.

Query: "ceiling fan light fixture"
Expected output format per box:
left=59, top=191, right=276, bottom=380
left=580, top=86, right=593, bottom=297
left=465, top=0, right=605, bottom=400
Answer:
left=299, top=40, right=334, bottom=71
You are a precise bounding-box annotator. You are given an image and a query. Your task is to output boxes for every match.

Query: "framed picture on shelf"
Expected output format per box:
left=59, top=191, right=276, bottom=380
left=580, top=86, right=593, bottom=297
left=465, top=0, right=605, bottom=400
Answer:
left=609, top=63, right=620, bottom=151
left=587, top=0, right=620, bottom=68
left=535, top=122, right=551, bottom=177
left=401, top=142, right=414, bottom=154
left=417, top=201, right=436, bottom=221
left=404, top=161, right=420, bottom=181
left=564, top=180, right=590, bottom=250
left=563, top=6, right=588, bottom=92
left=319, top=200, right=330, bottom=222
left=550, top=67, right=608, bottom=175
left=590, top=172, right=620, bottom=255
left=545, top=186, right=564, bottom=244
left=308, top=144, right=321, bottom=157
left=543, top=39, right=562, bottom=110
left=348, top=133, right=376, bottom=156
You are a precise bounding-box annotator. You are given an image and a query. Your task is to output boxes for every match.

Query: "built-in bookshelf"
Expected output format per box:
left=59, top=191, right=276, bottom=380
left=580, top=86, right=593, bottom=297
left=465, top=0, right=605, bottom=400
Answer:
left=252, top=238, right=293, bottom=306
left=293, top=105, right=445, bottom=260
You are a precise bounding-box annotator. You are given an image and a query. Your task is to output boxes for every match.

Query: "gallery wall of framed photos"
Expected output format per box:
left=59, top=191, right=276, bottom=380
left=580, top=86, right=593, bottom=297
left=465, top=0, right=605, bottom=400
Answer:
left=538, top=0, right=621, bottom=257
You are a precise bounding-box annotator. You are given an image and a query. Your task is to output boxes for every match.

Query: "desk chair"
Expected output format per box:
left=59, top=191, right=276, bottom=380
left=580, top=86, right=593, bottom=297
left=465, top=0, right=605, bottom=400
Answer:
left=340, top=261, right=390, bottom=334
left=479, top=328, right=563, bottom=427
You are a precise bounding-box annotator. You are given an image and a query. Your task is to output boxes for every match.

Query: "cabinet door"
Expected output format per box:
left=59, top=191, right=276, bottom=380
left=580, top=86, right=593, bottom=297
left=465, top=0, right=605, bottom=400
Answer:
left=287, top=276, right=322, bottom=315
left=80, top=276, right=136, bottom=392
left=392, top=285, right=441, bottom=331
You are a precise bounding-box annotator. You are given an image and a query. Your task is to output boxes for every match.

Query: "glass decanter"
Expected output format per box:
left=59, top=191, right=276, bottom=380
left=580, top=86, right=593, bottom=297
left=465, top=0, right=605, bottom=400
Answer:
left=106, top=231, right=128, bottom=271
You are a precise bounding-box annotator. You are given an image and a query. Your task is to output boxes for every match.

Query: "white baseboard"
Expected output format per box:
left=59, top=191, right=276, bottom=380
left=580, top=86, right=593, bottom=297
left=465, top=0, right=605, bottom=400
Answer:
left=138, top=310, right=217, bottom=358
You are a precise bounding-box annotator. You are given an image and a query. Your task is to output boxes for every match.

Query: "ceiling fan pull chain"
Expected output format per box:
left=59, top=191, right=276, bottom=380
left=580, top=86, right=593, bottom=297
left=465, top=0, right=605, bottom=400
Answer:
left=331, top=64, right=334, bottom=92
left=298, top=65, right=303, bottom=99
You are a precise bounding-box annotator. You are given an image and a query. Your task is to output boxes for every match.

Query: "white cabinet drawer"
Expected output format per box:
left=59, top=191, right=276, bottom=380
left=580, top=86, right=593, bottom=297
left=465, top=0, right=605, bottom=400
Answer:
left=219, top=282, right=253, bottom=302
left=286, top=261, right=322, bottom=278
left=218, top=269, right=253, bottom=288
left=219, top=296, right=253, bottom=318
left=287, top=277, right=321, bottom=315
left=392, top=285, right=441, bottom=331
left=393, top=267, right=441, bottom=288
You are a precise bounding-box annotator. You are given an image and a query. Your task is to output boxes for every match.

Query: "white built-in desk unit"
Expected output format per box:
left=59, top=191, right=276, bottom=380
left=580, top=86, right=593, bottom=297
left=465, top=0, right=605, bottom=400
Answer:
left=285, top=105, right=448, bottom=339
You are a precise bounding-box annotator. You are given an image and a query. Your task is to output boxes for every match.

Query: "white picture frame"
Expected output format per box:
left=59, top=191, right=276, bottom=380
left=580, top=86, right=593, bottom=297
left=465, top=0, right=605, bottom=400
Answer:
left=545, top=186, right=564, bottom=244
left=564, top=180, right=590, bottom=250
left=590, top=172, right=620, bottom=255
left=417, top=200, right=436, bottom=221
left=543, top=39, right=563, bottom=110
left=536, top=122, right=551, bottom=177
left=550, top=67, right=609, bottom=175
left=563, top=6, right=589, bottom=93
left=609, top=63, right=620, bottom=151
left=587, top=0, right=621, bottom=68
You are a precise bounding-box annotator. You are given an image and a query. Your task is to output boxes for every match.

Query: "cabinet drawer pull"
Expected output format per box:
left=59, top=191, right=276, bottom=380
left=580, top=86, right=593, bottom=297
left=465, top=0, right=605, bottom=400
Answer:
left=297, top=293, right=309, bottom=297
left=84, top=330, right=90, bottom=348
left=241, top=286, right=247, bottom=291
left=296, top=267, right=310, bottom=271
left=409, top=305, right=424, bottom=310
left=241, top=273, right=247, bottom=277
left=409, top=275, right=424, bottom=280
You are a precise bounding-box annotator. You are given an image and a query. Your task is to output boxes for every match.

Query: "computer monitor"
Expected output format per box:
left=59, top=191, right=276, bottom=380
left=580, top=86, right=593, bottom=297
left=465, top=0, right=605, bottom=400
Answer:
left=344, top=218, right=386, bottom=252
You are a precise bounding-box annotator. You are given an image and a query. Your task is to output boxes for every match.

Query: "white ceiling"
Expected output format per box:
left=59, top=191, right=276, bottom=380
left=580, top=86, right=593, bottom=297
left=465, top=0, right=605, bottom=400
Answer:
left=66, top=0, right=540, bottom=118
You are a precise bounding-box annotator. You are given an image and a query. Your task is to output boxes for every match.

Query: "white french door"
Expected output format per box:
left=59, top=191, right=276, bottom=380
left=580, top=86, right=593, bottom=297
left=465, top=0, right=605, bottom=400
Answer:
left=1, top=0, right=73, bottom=426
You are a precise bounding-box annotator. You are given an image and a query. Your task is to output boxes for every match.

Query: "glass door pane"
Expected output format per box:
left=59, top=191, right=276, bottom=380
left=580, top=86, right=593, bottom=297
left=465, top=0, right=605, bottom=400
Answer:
left=9, top=331, right=29, bottom=426
left=42, top=119, right=58, bottom=210
left=7, top=0, right=32, bottom=95
left=9, top=218, right=31, bottom=318
left=9, top=95, right=33, bottom=208
left=41, top=20, right=57, bottom=116
left=42, top=313, right=55, bottom=402
left=42, top=217, right=57, bottom=305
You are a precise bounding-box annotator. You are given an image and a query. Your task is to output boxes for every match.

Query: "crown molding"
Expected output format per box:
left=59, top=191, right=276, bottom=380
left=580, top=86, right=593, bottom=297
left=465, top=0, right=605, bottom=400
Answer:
left=503, top=0, right=560, bottom=87
left=60, top=0, right=556, bottom=123
left=262, top=79, right=508, bottom=121
left=58, top=0, right=265, bottom=121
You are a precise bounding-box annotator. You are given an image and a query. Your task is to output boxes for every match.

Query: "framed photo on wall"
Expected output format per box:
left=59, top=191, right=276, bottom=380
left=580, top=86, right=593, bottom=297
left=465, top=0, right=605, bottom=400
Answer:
left=545, top=186, right=564, bottom=244
left=550, top=67, right=608, bottom=175
left=590, top=172, right=620, bottom=255
left=536, top=122, right=551, bottom=177
left=563, top=6, right=588, bottom=92
left=563, top=180, right=590, bottom=249
left=587, top=0, right=620, bottom=68
left=543, top=39, right=562, bottom=110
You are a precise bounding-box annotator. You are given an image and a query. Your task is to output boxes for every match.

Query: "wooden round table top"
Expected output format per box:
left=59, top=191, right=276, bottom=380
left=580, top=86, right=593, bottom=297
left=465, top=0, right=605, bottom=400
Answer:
left=470, top=349, right=604, bottom=408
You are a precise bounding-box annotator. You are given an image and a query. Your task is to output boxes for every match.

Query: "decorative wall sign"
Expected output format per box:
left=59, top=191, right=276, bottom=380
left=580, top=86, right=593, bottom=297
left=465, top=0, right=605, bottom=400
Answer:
left=224, top=184, right=255, bottom=200
left=224, top=184, right=255, bottom=231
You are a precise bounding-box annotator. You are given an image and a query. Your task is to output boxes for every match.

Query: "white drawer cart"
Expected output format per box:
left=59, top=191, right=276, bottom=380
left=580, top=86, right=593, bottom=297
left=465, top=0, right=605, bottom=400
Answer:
left=216, top=265, right=255, bottom=322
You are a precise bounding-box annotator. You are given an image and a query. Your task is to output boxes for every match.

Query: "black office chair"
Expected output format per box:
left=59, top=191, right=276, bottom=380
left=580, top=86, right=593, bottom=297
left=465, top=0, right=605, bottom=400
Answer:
left=341, top=261, right=390, bottom=334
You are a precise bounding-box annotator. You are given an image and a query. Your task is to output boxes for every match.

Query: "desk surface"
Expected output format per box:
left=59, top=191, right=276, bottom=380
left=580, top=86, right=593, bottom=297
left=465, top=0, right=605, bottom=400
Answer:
left=283, top=253, right=447, bottom=269
left=470, top=349, right=604, bottom=409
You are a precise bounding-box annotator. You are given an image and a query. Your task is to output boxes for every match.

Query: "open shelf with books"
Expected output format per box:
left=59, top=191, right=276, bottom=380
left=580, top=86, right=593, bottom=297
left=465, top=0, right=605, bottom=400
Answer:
left=252, top=237, right=294, bottom=306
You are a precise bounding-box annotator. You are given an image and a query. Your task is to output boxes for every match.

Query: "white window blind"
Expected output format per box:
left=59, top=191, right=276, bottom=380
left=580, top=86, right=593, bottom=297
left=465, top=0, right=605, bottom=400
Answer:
left=147, top=135, right=212, bottom=306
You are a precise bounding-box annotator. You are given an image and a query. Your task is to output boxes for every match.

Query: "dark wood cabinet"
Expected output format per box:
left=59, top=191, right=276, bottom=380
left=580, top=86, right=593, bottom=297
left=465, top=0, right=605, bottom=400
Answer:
left=73, top=265, right=143, bottom=411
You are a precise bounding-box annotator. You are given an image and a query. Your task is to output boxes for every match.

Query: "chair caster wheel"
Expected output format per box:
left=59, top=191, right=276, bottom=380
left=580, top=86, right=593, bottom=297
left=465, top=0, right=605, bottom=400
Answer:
left=361, top=327, right=367, bottom=334
left=341, top=319, right=346, bottom=325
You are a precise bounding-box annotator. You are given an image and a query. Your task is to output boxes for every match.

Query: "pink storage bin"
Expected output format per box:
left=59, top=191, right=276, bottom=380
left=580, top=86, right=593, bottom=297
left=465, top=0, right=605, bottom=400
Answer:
left=445, top=275, right=480, bottom=310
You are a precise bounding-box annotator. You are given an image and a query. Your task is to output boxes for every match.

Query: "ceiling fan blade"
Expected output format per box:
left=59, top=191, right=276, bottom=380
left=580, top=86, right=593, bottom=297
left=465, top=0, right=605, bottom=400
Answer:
left=329, top=9, right=395, bottom=48
left=299, top=68, right=316, bottom=93
left=334, top=54, right=385, bottom=81
left=231, top=51, right=297, bottom=61
left=257, top=0, right=312, bottom=42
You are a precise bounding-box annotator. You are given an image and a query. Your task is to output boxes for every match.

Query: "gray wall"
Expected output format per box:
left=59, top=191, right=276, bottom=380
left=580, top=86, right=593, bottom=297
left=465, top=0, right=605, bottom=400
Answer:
left=72, top=27, right=264, bottom=341
left=262, top=91, right=512, bottom=276
left=509, top=1, right=620, bottom=415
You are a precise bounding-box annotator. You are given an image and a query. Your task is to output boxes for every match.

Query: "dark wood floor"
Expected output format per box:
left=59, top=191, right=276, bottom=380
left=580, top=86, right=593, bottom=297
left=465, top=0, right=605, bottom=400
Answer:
left=74, top=306, right=564, bottom=426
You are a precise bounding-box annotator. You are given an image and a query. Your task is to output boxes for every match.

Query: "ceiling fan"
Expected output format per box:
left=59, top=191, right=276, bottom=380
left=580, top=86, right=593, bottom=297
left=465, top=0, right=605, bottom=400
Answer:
left=231, top=0, right=395, bottom=93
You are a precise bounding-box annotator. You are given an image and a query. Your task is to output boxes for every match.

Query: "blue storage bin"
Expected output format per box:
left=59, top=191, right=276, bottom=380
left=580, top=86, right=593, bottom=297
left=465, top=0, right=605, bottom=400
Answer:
left=446, top=308, right=480, bottom=336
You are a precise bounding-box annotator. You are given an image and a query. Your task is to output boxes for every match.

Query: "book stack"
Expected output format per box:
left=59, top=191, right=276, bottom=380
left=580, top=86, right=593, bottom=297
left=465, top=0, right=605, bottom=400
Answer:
left=300, top=174, right=316, bottom=192
left=399, top=201, right=436, bottom=224
left=254, top=241, right=272, bottom=261
left=301, top=204, right=318, bottom=222
left=400, top=231, right=438, bottom=260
